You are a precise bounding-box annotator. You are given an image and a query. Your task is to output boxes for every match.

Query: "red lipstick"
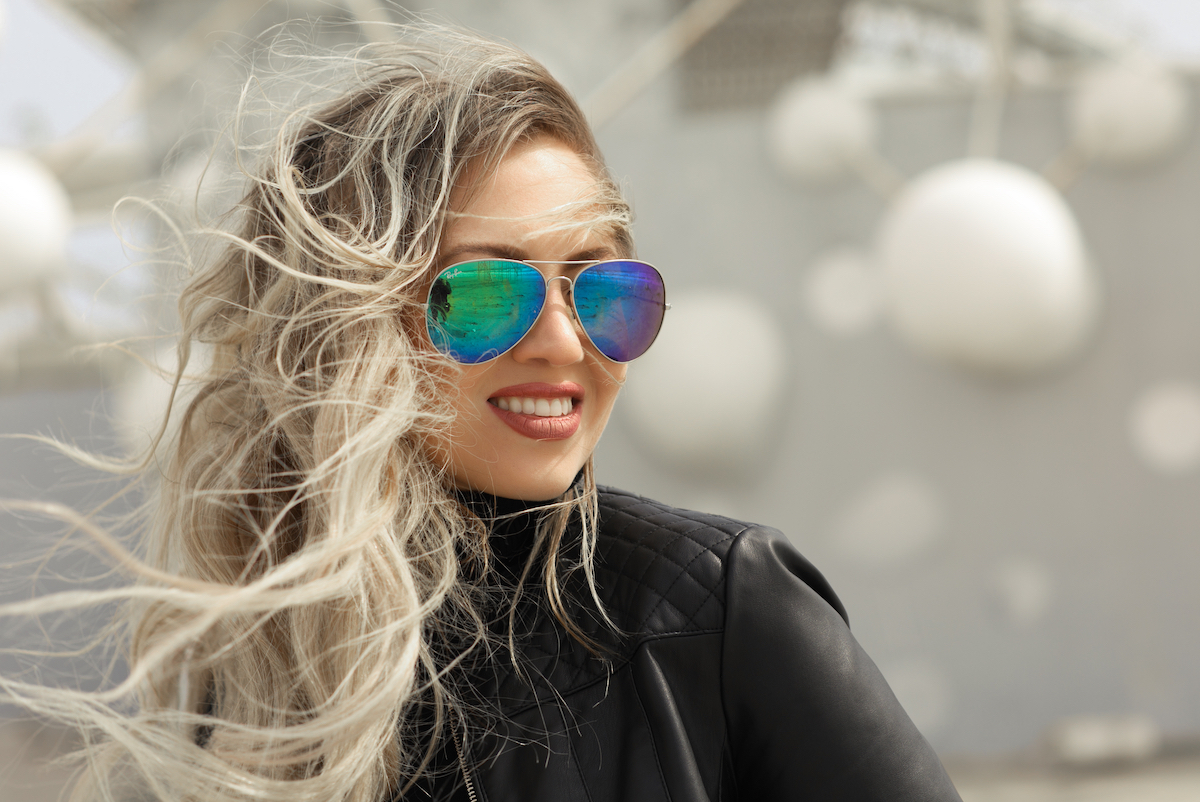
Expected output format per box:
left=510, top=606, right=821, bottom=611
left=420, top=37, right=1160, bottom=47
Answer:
left=488, top=382, right=584, bottom=441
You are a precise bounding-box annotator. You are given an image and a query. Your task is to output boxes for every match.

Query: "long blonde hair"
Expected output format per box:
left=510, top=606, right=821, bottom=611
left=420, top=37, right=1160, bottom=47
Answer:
left=2, top=26, right=632, bottom=802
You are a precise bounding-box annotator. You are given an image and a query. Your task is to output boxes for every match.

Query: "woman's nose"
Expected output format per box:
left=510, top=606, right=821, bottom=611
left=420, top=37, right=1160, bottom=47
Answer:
left=510, top=279, right=585, bottom=366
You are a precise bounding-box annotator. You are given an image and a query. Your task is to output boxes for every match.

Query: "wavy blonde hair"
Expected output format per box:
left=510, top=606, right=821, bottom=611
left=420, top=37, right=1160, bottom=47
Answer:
left=1, top=26, right=632, bottom=802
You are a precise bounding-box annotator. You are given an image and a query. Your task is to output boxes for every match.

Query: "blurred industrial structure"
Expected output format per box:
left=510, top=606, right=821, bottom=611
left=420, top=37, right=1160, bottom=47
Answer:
left=3, top=0, right=1200, bottom=799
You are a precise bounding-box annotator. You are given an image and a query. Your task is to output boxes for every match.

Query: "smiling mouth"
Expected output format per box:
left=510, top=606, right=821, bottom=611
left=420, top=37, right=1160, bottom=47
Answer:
left=490, top=396, right=576, bottom=417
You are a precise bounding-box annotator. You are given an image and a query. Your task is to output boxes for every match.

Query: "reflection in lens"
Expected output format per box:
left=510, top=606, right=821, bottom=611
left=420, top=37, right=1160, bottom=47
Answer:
left=574, top=260, right=666, bottom=362
left=426, top=260, right=545, bottom=364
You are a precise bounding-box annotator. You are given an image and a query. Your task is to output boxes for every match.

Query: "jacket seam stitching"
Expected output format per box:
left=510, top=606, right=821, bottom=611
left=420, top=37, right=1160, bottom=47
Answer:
left=632, top=530, right=742, bottom=633
left=596, top=515, right=743, bottom=633
left=567, top=735, right=596, bottom=802
left=500, top=516, right=735, bottom=695
left=717, top=730, right=728, bottom=802
left=630, top=665, right=675, bottom=802
left=718, top=528, right=758, bottom=802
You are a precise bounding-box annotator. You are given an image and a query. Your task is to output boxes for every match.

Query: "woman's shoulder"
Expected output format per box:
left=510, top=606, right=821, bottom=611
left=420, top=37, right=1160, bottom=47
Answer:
left=596, top=485, right=756, bottom=550
left=593, top=486, right=847, bottom=636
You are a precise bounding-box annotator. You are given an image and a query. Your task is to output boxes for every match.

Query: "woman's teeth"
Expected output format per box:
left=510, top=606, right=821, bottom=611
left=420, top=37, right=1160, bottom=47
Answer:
left=493, top=397, right=575, bottom=417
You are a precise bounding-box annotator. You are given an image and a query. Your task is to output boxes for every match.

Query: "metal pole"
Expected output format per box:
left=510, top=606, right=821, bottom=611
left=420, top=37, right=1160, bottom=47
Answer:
left=583, top=0, right=752, bottom=128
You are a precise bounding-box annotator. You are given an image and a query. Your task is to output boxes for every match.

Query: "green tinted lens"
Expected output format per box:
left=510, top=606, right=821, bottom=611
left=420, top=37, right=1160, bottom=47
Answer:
left=426, top=260, right=546, bottom=364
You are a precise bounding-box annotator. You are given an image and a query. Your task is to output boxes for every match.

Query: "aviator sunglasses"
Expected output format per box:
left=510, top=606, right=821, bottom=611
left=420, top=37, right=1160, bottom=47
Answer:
left=425, top=258, right=668, bottom=365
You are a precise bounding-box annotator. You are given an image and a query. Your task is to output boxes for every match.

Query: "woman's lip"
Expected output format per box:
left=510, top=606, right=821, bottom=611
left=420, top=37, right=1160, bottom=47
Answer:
left=487, top=382, right=585, bottom=401
left=489, top=401, right=582, bottom=440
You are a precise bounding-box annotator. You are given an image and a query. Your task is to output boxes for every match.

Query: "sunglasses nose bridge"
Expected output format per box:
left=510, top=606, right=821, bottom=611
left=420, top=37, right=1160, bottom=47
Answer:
left=544, top=274, right=577, bottom=321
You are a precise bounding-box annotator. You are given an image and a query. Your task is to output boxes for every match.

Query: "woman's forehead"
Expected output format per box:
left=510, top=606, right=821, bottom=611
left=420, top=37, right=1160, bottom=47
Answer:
left=451, top=139, right=601, bottom=216
left=442, top=149, right=613, bottom=252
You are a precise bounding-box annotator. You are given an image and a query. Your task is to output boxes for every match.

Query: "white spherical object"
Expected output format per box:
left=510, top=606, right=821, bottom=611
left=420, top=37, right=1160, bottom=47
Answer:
left=831, top=472, right=944, bottom=566
left=1129, top=381, right=1200, bottom=474
left=623, top=291, right=787, bottom=472
left=1071, top=57, right=1190, bottom=167
left=767, top=78, right=877, bottom=184
left=878, top=159, right=1097, bottom=376
left=0, top=149, right=72, bottom=295
left=802, top=247, right=883, bottom=336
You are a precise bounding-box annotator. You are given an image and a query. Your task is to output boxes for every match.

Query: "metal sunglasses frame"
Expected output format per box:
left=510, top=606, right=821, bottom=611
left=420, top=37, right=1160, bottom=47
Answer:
left=423, top=257, right=670, bottom=364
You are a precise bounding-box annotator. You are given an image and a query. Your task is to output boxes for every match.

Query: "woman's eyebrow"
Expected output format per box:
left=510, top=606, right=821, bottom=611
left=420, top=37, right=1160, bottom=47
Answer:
left=437, top=242, right=527, bottom=266
left=568, top=246, right=618, bottom=262
left=437, top=242, right=618, bottom=266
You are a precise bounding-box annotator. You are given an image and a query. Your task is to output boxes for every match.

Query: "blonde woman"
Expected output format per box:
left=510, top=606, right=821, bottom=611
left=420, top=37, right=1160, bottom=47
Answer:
left=3, top=28, right=961, bottom=802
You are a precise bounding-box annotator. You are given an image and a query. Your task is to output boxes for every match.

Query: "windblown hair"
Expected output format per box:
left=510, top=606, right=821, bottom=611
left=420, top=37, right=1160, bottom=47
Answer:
left=1, top=27, right=632, bottom=802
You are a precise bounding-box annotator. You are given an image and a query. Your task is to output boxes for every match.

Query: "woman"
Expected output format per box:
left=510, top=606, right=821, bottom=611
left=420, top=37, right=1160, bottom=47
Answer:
left=4, top=27, right=960, bottom=802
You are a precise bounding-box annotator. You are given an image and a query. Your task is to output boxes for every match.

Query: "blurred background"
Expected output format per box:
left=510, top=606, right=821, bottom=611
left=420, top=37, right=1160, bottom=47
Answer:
left=2, top=0, right=1200, bottom=799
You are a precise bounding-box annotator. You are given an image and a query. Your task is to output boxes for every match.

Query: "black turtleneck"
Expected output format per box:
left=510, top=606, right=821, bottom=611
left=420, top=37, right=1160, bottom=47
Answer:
left=452, top=472, right=586, bottom=585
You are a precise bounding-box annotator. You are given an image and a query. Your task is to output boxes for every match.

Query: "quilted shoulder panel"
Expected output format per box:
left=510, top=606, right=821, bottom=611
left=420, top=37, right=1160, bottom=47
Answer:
left=595, top=486, right=752, bottom=638
left=472, top=488, right=757, bottom=717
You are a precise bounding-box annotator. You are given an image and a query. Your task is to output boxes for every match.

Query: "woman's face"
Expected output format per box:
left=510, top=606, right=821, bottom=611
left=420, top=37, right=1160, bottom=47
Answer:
left=431, top=136, right=627, bottom=500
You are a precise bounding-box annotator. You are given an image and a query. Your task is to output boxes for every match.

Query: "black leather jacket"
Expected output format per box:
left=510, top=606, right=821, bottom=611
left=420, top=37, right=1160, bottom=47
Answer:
left=418, top=487, right=962, bottom=801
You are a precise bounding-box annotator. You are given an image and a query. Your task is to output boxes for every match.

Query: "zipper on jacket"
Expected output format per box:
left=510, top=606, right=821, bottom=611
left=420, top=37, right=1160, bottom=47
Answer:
left=451, top=719, right=479, bottom=802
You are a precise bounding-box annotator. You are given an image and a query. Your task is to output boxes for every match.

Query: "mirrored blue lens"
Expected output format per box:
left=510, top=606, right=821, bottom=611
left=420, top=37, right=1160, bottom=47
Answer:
left=573, top=260, right=666, bottom=362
